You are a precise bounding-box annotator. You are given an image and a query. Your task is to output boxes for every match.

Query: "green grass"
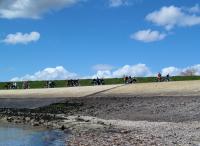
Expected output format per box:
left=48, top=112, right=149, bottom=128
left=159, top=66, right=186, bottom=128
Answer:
left=171, top=76, right=200, bottom=81
left=0, top=76, right=200, bottom=90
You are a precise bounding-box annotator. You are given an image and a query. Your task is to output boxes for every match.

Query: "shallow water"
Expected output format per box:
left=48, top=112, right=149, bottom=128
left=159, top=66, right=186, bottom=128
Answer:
left=0, top=124, right=67, bottom=146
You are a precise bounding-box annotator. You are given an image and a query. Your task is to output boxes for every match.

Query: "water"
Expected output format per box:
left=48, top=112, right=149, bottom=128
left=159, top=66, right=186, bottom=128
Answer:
left=0, top=124, right=68, bottom=146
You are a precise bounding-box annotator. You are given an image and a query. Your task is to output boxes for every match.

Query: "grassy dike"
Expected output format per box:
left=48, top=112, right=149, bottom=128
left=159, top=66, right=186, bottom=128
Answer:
left=0, top=76, right=200, bottom=90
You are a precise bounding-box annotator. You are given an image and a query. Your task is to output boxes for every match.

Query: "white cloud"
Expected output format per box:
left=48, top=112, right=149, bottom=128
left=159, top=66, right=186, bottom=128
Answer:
left=11, top=66, right=78, bottom=81
left=162, top=64, right=200, bottom=76
left=181, top=64, right=200, bottom=76
left=92, top=64, right=152, bottom=78
left=146, top=5, right=200, bottom=30
left=92, top=64, right=200, bottom=78
left=11, top=64, right=152, bottom=81
left=188, top=4, right=200, bottom=13
left=10, top=64, right=200, bottom=81
left=0, top=0, right=82, bottom=19
left=92, top=64, right=114, bottom=71
left=3, top=32, right=40, bottom=45
left=161, top=67, right=181, bottom=76
left=92, top=70, right=112, bottom=79
left=131, top=29, right=166, bottom=42
left=109, top=0, right=129, bottom=7
left=112, top=64, right=152, bottom=77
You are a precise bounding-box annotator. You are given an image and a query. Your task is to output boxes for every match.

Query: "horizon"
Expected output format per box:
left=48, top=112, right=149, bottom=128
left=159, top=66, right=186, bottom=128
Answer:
left=0, top=0, right=200, bottom=81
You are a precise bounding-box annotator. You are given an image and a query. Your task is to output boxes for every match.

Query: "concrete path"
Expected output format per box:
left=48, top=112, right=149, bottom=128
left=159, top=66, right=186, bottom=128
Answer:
left=1, top=80, right=200, bottom=108
left=0, top=85, right=121, bottom=108
left=99, top=80, right=200, bottom=97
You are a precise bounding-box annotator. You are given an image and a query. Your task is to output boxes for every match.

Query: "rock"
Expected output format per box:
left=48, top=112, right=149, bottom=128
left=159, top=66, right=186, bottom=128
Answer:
left=120, top=130, right=131, bottom=134
left=39, top=119, right=45, bottom=124
left=33, top=122, right=40, bottom=127
left=75, top=117, right=85, bottom=122
left=7, top=117, right=13, bottom=122
left=61, top=125, right=66, bottom=130
left=97, top=121, right=106, bottom=125
left=14, top=120, right=21, bottom=124
left=25, top=117, right=31, bottom=122
left=85, top=119, right=90, bottom=122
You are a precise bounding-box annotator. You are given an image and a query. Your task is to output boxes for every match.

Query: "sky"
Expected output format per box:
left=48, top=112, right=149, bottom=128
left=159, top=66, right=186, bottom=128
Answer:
left=0, top=0, right=200, bottom=81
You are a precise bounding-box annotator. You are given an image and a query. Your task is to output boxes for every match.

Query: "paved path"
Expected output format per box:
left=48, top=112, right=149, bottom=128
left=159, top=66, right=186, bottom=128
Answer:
left=99, top=80, right=200, bottom=97
left=1, top=80, right=200, bottom=108
left=0, top=85, right=121, bottom=108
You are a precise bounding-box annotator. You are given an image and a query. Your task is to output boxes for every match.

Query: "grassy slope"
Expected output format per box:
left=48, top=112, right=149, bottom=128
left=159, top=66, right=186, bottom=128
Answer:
left=0, top=76, right=200, bottom=89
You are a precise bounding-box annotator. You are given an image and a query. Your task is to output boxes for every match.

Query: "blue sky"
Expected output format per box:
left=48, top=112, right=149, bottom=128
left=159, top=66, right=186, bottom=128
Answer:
left=0, top=0, right=200, bottom=81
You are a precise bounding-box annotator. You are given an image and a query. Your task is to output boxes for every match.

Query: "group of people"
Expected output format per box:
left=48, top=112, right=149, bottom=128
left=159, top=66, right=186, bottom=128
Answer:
left=5, top=81, right=31, bottom=90
left=124, top=76, right=137, bottom=84
left=91, top=78, right=105, bottom=86
left=3, top=74, right=171, bottom=90
left=157, top=73, right=170, bottom=82
left=4, top=82, right=18, bottom=89
left=123, top=73, right=170, bottom=84
left=45, top=81, right=56, bottom=88
left=45, top=80, right=81, bottom=88
left=67, top=79, right=80, bottom=87
left=22, top=81, right=30, bottom=89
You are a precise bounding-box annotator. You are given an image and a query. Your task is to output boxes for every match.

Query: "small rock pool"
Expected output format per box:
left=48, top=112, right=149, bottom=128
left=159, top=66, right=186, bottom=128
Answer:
left=0, top=123, right=68, bottom=146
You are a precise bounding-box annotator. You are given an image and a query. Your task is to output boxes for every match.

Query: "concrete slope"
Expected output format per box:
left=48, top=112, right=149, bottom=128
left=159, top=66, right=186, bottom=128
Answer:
left=0, top=85, right=121, bottom=108
left=0, top=85, right=121, bottom=99
left=98, top=80, right=200, bottom=97
left=1, top=80, right=200, bottom=108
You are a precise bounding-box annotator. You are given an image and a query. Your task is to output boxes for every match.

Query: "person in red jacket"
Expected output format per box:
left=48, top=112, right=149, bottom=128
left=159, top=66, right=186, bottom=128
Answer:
left=157, top=72, right=162, bottom=82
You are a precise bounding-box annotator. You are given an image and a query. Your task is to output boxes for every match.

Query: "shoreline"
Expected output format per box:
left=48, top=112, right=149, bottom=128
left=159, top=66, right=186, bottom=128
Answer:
left=1, top=95, right=200, bottom=145
left=1, top=81, right=200, bottom=145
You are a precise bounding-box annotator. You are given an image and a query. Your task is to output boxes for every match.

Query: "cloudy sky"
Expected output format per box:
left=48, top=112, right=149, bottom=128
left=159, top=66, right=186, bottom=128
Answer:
left=0, top=0, right=200, bottom=81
